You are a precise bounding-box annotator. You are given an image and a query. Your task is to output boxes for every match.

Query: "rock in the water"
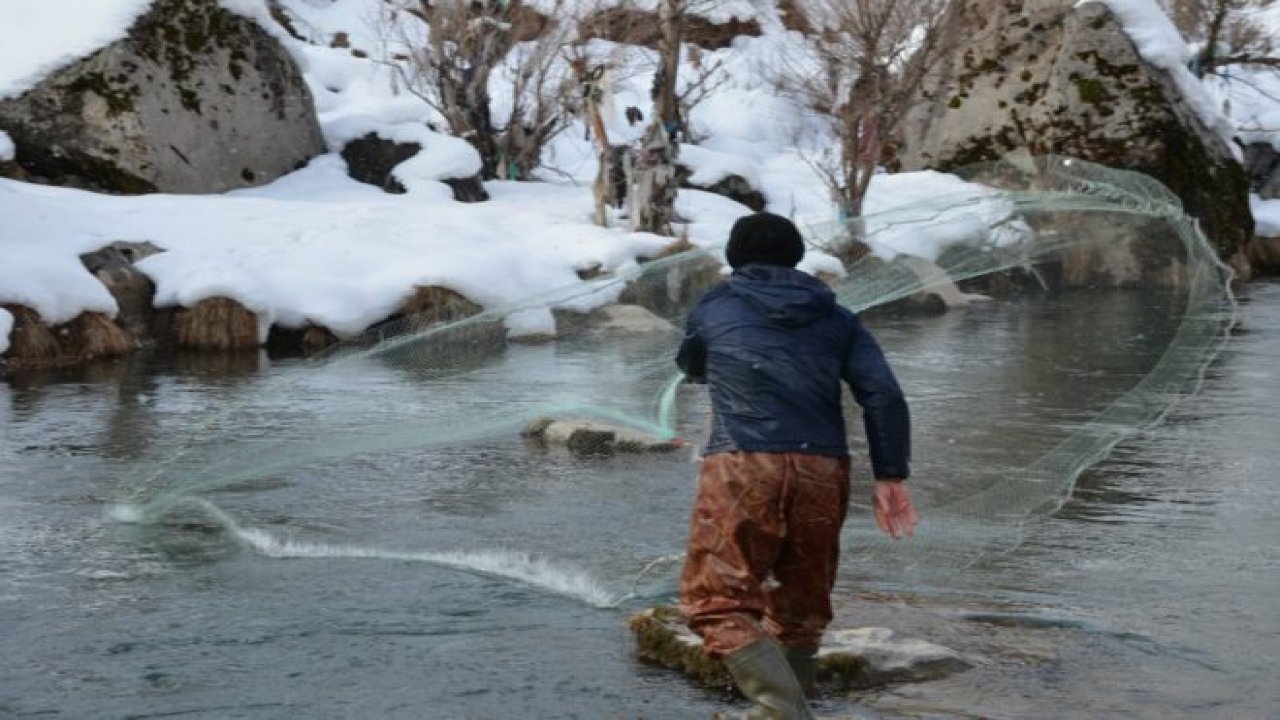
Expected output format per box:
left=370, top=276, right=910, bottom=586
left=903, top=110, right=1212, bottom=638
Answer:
left=591, top=304, right=677, bottom=334
left=523, top=418, right=683, bottom=455
left=0, top=0, right=324, bottom=194
left=628, top=607, right=971, bottom=692
left=898, top=0, right=1253, bottom=266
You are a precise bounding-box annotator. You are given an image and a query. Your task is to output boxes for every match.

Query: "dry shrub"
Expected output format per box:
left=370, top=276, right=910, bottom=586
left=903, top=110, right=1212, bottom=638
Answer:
left=399, top=285, right=483, bottom=328
left=1246, top=236, right=1280, bottom=275
left=776, top=0, right=814, bottom=33
left=173, top=297, right=260, bottom=351
left=1, top=304, right=59, bottom=364
left=63, top=311, right=133, bottom=360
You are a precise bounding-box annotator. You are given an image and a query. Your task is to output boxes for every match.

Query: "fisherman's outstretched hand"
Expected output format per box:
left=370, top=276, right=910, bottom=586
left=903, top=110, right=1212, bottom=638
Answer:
left=873, top=480, right=918, bottom=539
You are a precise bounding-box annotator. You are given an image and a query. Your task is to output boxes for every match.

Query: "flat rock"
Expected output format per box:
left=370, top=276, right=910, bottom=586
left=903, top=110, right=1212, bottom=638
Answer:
left=522, top=418, right=682, bottom=455
left=591, top=304, right=676, bottom=334
left=629, top=606, right=971, bottom=693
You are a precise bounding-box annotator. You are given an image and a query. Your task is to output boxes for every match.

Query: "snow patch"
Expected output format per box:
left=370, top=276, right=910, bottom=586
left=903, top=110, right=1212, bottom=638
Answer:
left=0, top=307, right=12, bottom=355
left=0, top=0, right=154, bottom=99
left=0, top=131, right=13, bottom=162
left=1252, top=194, right=1280, bottom=237
left=679, top=143, right=761, bottom=189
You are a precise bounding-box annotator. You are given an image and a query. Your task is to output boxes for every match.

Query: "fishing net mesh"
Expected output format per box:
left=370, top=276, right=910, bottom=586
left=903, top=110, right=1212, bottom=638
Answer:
left=111, top=156, right=1235, bottom=596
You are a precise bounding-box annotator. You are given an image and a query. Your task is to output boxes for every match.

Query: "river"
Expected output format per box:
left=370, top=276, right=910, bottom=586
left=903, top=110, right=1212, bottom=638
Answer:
left=1, top=282, right=1276, bottom=719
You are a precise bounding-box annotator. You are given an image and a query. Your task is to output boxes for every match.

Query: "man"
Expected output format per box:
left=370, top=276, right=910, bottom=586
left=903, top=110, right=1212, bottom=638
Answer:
left=676, top=212, right=916, bottom=719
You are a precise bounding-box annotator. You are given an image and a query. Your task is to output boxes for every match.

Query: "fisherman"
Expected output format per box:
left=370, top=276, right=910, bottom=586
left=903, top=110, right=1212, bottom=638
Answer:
left=676, top=212, right=916, bottom=719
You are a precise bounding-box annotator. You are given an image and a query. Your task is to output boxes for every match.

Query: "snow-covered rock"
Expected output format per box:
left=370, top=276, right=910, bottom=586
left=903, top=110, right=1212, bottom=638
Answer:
left=628, top=606, right=972, bottom=692
left=899, top=0, right=1253, bottom=265
left=0, top=0, right=324, bottom=194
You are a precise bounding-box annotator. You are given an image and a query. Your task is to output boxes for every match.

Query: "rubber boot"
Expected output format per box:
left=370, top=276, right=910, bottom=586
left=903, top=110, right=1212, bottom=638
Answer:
left=722, top=638, right=814, bottom=720
left=781, top=644, right=818, bottom=697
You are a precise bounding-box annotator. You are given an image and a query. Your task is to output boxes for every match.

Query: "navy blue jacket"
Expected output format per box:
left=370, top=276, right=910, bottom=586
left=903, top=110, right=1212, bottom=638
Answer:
left=676, top=264, right=911, bottom=479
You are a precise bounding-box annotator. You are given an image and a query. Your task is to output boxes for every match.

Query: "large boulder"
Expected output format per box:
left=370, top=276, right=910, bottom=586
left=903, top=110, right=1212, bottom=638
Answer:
left=897, top=0, right=1253, bottom=267
left=0, top=0, right=324, bottom=194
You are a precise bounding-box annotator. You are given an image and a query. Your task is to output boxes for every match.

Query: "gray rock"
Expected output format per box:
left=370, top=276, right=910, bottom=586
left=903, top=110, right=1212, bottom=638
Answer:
left=591, top=304, right=677, bottom=334
left=0, top=0, right=324, bottom=194
left=898, top=0, right=1253, bottom=267
left=1244, top=142, right=1280, bottom=200
left=522, top=417, right=683, bottom=455
left=629, top=607, right=971, bottom=692
left=78, top=242, right=164, bottom=342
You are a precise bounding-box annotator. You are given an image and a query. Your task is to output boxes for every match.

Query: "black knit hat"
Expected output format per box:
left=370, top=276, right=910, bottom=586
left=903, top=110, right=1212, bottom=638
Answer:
left=725, top=212, right=805, bottom=269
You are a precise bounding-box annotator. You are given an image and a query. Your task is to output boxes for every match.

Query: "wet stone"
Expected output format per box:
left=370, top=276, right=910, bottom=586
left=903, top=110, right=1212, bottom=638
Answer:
left=522, top=417, right=683, bottom=456
left=629, top=606, right=972, bottom=693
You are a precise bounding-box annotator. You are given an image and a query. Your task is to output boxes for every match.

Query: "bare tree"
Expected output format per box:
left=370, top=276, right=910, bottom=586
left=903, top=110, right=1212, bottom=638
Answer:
left=772, top=0, right=960, bottom=222
left=629, top=0, right=686, bottom=235
left=1166, top=0, right=1276, bottom=75
left=386, top=0, right=577, bottom=180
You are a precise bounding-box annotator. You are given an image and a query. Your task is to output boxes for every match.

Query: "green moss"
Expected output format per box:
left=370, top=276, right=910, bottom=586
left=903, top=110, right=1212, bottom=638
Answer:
left=948, top=96, right=964, bottom=109
left=67, top=72, right=139, bottom=117
left=1075, top=77, right=1106, bottom=104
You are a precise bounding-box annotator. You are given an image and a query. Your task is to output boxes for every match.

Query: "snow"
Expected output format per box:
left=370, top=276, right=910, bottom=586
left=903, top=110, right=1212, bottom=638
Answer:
left=1201, top=4, right=1280, bottom=149
left=679, top=143, right=762, bottom=189
left=3, top=0, right=1246, bottom=351
left=1089, top=0, right=1237, bottom=146
left=0, top=159, right=673, bottom=339
left=0, top=0, right=153, bottom=99
left=0, top=131, right=12, bottom=162
left=0, top=308, right=11, bottom=355
left=1252, top=194, right=1280, bottom=237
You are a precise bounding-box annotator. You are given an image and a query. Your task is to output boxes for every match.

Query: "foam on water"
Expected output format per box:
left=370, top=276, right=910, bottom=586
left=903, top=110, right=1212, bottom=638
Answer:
left=167, top=499, right=624, bottom=609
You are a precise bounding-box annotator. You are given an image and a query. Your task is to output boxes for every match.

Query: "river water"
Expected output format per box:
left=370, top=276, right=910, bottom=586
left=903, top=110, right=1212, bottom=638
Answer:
left=1, top=283, right=1276, bottom=719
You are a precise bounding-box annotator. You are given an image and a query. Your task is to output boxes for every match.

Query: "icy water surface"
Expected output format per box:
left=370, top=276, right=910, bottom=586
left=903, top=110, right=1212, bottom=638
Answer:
left=1, top=286, right=1277, bottom=719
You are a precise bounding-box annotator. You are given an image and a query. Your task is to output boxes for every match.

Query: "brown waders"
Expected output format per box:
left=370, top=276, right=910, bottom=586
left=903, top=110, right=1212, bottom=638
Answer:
left=679, top=452, right=851, bottom=718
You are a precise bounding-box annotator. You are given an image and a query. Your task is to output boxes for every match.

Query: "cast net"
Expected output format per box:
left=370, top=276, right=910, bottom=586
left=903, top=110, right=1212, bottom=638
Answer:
left=109, top=156, right=1236, bottom=604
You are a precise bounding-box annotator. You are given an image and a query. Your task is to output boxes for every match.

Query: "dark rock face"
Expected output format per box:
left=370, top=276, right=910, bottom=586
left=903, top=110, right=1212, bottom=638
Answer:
left=898, top=0, right=1253, bottom=267
left=340, top=132, right=491, bottom=202
left=1244, top=142, right=1280, bottom=200
left=340, top=132, right=418, bottom=193
left=0, top=0, right=324, bottom=194
left=679, top=170, right=766, bottom=211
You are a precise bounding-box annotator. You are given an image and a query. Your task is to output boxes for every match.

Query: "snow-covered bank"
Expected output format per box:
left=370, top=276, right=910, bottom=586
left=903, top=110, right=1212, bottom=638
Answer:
left=0, top=0, right=153, bottom=99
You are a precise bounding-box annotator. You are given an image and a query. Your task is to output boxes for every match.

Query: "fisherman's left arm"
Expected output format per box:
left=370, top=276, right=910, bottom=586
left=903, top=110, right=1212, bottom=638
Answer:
left=675, top=311, right=707, bottom=383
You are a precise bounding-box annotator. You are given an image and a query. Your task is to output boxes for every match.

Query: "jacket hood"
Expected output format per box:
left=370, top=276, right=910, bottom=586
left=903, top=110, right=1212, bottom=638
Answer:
left=728, top=264, right=836, bottom=327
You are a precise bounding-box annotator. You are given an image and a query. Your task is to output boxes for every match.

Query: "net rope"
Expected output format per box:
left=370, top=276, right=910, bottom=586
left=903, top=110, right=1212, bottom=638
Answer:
left=108, top=156, right=1237, bottom=601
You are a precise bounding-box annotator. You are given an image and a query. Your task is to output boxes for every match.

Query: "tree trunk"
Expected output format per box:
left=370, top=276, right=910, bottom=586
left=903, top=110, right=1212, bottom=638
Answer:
left=632, top=0, right=683, bottom=235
